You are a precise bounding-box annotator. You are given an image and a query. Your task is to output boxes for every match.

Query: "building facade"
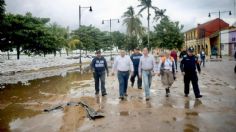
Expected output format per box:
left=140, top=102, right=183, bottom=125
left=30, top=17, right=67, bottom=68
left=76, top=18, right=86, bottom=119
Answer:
left=184, top=18, right=230, bottom=56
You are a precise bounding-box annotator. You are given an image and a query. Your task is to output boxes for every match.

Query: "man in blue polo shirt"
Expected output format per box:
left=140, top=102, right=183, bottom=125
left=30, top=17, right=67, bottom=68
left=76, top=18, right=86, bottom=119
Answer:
left=130, top=48, right=142, bottom=89
left=91, top=50, right=109, bottom=96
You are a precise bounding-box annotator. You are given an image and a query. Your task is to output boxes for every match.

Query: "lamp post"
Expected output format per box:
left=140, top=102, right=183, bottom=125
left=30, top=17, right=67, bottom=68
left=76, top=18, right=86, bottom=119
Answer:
left=102, top=18, right=119, bottom=60
left=78, top=5, right=92, bottom=64
left=208, top=10, right=231, bottom=58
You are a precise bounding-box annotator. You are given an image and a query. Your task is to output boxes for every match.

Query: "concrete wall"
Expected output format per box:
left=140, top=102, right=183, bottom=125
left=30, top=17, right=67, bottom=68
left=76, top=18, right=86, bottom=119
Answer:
left=221, top=30, right=229, bottom=55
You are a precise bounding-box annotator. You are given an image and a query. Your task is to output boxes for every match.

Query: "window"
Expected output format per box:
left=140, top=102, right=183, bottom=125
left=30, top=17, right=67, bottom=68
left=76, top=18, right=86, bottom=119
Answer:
left=221, top=44, right=224, bottom=50
left=232, top=37, right=235, bottom=42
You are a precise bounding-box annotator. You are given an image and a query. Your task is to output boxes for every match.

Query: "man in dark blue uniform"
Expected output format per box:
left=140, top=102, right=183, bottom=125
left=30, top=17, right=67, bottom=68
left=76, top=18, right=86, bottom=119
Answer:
left=91, top=50, right=109, bottom=96
left=180, top=47, right=202, bottom=99
left=130, top=48, right=142, bottom=89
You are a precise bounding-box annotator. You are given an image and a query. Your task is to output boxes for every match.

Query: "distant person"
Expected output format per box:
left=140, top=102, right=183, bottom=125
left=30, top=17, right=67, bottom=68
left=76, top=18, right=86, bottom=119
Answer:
left=170, top=49, right=178, bottom=72
left=130, top=48, right=142, bottom=89
left=179, top=49, right=187, bottom=60
left=112, top=50, right=134, bottom=100
left=157, top=51, right=176, bottom=97
left=90, top=50, right=109, bottom=96
left=234, top=51, right=236, bottom=73
left=200, top=49, right=206, bottom=67
left=180, top=47, right=202, bottom=99
left=138, top=48, right=156, bottom=101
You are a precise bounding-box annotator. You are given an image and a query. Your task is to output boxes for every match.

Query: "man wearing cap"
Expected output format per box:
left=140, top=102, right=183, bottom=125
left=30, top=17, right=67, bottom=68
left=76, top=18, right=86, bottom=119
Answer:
left=180, top=47, right=202, bottom=99
left=91, top=50, right=109, bottom=96
left=130, top=48, right=142, bottom=89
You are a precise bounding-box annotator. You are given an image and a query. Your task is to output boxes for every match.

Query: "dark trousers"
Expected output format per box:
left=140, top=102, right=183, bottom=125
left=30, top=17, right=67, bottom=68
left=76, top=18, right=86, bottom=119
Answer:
left=117, top=71, right=129, bottom=97
left=184, top=72, right=201, bottom=97
left=130, top=70, right=142, bottom=88
left=174, top=59, right=178, bottom=70
left=93, top=71, right=106, bottom=94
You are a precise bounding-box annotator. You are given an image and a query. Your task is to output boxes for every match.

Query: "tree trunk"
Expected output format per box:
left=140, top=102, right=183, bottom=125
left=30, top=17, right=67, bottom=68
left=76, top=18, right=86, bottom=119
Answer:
left=16, top=45, right=20, bottom=60
left=54, top=50, right=56, bottom=57
left=43, top=52, right=46, bottom=57
left=66, top=49, right=69, bottom=56
left=59, top=50, right=62, bottom=57
left=7, top=51, right=10, bottom=60
left=147, top=7, right=150, bottom=49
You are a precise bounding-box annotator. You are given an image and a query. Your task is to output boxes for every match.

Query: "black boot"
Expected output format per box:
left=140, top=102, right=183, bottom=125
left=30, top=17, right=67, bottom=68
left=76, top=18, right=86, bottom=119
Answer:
left=165, top=88, right=170, bottom=97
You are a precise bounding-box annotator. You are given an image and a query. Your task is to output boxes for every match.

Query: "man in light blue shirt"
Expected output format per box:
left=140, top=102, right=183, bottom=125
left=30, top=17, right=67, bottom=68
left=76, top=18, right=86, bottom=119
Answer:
left=138, top=48, right=156, bottom=101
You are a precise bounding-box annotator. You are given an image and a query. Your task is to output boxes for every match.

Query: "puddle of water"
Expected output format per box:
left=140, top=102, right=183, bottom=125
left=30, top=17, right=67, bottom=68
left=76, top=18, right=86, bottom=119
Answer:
left=106, top=98, right=119, bottom=105
left=0, top=70, right=93, bottom=131
left=185, top=111, right=199, bottom=116
left=119, top=111, right=130, bottom=116
left=10, top=111, right=64, bottom=132
left=184, top=123, right=200, bottom=132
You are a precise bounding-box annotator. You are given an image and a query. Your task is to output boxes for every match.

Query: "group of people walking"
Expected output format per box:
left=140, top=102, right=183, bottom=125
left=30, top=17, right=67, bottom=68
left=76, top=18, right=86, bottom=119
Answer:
left=91, top=47, right=203, bottom=101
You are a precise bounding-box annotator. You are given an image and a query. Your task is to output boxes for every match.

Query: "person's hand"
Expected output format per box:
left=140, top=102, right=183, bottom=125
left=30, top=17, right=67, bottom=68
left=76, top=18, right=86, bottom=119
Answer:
left=130, top=71, right=134, bottom=77
left=157, top=73, right=160, bottom=76
left=182, top=72, right=185, bottom=76
left=139, top=75, right=142, bottom=79
left=151, top=71, right=155, bottom=76
left=111, top=72, right=115, bottom=76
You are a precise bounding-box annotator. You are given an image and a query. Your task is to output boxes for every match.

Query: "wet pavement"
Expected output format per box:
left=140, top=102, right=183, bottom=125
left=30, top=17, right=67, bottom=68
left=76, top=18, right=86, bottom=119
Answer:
left=0, top=58, right=235, bottom=132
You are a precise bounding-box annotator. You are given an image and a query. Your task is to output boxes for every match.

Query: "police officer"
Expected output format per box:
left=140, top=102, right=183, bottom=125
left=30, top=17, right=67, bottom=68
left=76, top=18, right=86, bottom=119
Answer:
left=180, top=47, right=202, bottom=99
left=130, top=48, right=142, bottom=89
left=91, top=50, right=109, bottom=96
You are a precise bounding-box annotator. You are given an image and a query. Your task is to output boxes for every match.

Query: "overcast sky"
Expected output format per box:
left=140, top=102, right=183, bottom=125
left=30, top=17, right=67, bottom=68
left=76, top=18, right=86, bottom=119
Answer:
left=5, top=0, right=236, bottom=32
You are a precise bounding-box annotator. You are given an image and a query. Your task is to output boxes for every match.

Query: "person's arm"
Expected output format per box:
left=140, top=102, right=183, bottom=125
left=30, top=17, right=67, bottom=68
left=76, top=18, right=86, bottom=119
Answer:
left=180, top=58, right=184, bottom=73
left=90, top=58, right=95, bottom=72
left=172, top=60, right=176, bottom=73
left=129, top=57, right=134, bottom=72
left=196, top=58, right=201, bottom=73
left=138, top=57, right=142, bottom=76
left=104, top=58, right=109, bottom=74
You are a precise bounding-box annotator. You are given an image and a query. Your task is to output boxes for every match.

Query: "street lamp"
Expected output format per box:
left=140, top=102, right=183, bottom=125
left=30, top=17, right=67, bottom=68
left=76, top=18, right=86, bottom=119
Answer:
left=208, top=10, right=231, bottom=58
left=78, top=5, right=92, bottom=64
left=102, top=18, right=120, bottom=60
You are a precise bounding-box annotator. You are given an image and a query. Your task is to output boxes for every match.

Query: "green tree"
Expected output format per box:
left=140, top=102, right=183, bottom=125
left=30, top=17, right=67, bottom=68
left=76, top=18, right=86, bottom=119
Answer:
left=72, top=25, right=114, bottom=53
left=49, top=23, right=68, bottom=56
left=0, top=13, right=65, bottom=59
left=0, top=0, right=5, bottom=21
left=122, top=6, right=144, bottom=37
left=153, top=9, right=166, bottom=22
left=152, top=17, right=184, bottom=50
left=111, top=31, right=126, bottom=50
left=138, top=0, right=158, bottom=48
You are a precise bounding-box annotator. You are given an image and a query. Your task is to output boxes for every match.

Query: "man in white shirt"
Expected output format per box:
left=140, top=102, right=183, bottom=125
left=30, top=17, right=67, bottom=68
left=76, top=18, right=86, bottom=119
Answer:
left=112, top=50, right=134, bottom=100
left=138, top=48, right=156, bottom=101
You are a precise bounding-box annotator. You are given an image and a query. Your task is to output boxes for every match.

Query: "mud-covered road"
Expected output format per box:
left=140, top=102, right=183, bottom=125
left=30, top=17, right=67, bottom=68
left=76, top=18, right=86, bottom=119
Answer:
left=0, top=58, right=235, bottom=132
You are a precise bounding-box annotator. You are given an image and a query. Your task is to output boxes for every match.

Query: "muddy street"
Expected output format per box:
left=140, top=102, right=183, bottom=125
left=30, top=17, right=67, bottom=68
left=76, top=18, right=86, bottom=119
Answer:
left=0, top=59, right=236, bottom=132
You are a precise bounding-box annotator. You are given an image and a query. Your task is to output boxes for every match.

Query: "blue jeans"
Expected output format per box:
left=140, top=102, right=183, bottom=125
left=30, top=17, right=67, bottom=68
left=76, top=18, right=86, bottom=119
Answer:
left=117, top=71, right=129, bottom=97
left=201, top=57, right=205, bottom=67
left=142, top=70, right=152, bottom=97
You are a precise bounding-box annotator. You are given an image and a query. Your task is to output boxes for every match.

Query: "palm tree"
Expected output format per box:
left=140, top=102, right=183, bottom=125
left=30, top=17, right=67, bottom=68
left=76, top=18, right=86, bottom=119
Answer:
left=138, top=0, right=157, bottom=48
left=153, top=9, right=166, bottom=22
left=122, top=6, right=144, bottom=37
